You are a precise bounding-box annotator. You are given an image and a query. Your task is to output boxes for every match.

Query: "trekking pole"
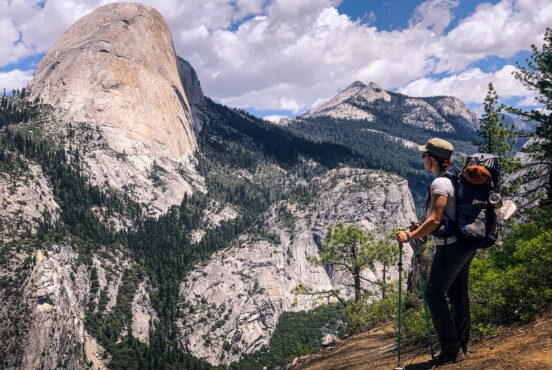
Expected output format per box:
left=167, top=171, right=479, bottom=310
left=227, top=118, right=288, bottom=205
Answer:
left=407, top=234, right=435, bottom=360
left=394, top=241, right=404, bottom=370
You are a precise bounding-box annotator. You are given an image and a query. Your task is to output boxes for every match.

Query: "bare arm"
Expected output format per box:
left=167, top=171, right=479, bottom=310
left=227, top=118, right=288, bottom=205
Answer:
left=396, top=193, right=447, bottom=243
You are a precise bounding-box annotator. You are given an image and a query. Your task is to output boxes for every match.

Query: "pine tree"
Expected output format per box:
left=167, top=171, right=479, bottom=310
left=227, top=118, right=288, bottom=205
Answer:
left=473, top=83, right=518, bottom=176
left=310, top=223, right=396, bottom=303
left=507, top=28, right=552, bottom=205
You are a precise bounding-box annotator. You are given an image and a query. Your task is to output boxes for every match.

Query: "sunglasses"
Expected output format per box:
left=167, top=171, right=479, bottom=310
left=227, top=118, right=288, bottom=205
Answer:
left=422, top=152, right=431, bottom=159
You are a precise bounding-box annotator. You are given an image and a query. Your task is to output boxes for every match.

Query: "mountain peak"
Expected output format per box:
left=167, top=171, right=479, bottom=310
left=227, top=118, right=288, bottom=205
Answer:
left=29, top=2, right=196, bottom=159
left=27, top=1, right=202, bottom=214
left=301, top=81, right=391, bottom=120
left=368, top=81, right=384, bottom=91
left=348, top=81, right=366, bottom=89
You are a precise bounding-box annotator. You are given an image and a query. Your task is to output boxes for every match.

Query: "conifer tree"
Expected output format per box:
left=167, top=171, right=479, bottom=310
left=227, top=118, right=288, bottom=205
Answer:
left=311, top=223, right=396, bottom=303
left=507, top=28, right=552, bottom=204
left=473, top=83, right=518, bottom=175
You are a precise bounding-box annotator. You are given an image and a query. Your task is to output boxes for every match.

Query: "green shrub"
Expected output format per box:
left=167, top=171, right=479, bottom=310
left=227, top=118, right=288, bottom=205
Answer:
left=470, top=208, right=552, bottom=337
left=344, top=290, right=432, bottom=344
left=402, top=302, right=432, bottom=343
left=344, top=292, right=397, bottom=334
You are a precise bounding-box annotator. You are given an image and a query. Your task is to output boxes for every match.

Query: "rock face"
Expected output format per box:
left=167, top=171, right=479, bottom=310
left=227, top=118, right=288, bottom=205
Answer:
left=177, top=56, right=206, bottom=132
left=20, top=246, right=89, bottom=370
left=131, top=281, right=157, bottom=344
left=27, top=3, right=206, bottom=214
left=302, top=81, right=390, bottom=120
left=29, top=2, right=196, bottom=159
left=300, top=81, right=479, bottom=134
left=191, top=201, right=239, bottom=243
left=430, top=96, right=479, bottom=132
left=178, top=167, right=416, bottom=365
left=0, top=239, right=145, bottom=370
left=0, top=160, right=59, bottom=242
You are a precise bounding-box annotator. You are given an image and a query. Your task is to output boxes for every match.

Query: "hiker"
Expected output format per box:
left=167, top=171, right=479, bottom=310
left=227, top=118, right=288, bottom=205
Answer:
left=395, top=138, right=475, bottom=365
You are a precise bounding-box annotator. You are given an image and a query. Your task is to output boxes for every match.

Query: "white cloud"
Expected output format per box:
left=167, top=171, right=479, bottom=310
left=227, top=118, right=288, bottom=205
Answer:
left=410, top=0, right=459, bottom=34
left=437, top=0, right=552, bottom=72
left=0, top=0, right=102, bottom=68
left=0, top=0, right=549, bottom=114
left=263, top=114, right=287, bottom=123
left=517, top=95, right=541, bottom=107
left=400, top=65, right=532, bottom=104
left=0, top=16, right=33, bottom=66
left=0, top=69, right=35, bottom=91
left=177, top=3, right=440, bottom=112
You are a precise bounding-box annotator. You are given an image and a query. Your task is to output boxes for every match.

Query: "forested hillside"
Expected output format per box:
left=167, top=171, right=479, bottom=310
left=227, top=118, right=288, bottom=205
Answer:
left=289, top=90, right=480, bottom=203
left=0, top=92, right=378, bottom=369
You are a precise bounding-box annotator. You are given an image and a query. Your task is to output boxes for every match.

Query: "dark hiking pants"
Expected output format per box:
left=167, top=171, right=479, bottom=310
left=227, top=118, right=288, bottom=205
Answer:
left=425, top=242, right=476, bottom=354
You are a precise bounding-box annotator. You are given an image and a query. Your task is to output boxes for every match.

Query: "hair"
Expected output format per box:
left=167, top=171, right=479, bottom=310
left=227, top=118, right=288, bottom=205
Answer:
left=429, top=154, right=453, bottom=172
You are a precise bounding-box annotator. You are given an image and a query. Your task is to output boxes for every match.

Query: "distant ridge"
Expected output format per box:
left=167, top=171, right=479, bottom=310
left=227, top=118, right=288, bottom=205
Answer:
left=300, top=80, right=479, bottom=134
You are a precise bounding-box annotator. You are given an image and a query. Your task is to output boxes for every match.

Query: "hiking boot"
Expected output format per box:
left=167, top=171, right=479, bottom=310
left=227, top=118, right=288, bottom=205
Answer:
left=432, top=348, right=466, bottom=366
left=461, top=344, right=468, bottom=356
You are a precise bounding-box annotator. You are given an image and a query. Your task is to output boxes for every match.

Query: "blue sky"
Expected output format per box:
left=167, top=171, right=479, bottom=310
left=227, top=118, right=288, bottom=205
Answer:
left=0, top=0, right=549, bottom=120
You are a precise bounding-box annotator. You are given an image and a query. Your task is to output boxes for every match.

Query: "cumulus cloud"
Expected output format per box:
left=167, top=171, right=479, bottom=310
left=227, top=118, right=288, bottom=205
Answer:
left=410, top=0, right=459, bottom=34
left=0, top=0, right=549, bottom=114
left=178, top=2, right=441, bottom=111
left=0, top=16, right=33, bottom=66
left=437, top=0, right=552, bottom=72
left=0, top=70, right=35, bottom=91
left=400, top=65, right=532, bottom=104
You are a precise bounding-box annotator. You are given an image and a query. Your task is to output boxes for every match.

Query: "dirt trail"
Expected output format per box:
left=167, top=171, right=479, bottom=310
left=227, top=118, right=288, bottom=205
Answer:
left=288, top=308, right=552, bottom=370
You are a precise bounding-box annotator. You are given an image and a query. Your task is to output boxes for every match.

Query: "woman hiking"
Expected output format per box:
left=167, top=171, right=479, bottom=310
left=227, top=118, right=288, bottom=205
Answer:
left=395, top=138, right=475, bottom=365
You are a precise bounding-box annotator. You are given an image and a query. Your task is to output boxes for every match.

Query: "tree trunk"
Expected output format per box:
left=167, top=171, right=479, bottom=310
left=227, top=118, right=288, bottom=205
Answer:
left=381, top=265, right=387, bottom=300
left=354, top=265, right=361, bottom=302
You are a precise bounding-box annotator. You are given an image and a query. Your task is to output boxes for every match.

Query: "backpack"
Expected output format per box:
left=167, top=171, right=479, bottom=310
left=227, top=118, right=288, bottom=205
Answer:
left=428, top=153, right=501, bottom=249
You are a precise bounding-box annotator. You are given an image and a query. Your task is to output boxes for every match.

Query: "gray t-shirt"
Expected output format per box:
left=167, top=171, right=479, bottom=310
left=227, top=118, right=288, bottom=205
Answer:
left=428, top=175, right=457, bottom=245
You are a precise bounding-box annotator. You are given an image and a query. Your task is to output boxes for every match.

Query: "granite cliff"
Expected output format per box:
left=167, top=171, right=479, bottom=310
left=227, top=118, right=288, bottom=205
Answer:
left=28, top=2, right=203, bottom=214
left=178, top=168, right=416, bottom=365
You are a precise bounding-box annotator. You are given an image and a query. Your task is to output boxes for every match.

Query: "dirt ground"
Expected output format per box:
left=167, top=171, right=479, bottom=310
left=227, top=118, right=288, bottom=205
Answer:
left=287, top=308, right=552, bottom=370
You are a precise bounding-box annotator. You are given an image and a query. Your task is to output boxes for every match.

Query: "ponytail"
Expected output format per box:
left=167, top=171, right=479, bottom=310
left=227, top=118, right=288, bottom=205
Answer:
left=437, top=157, right=453, bottom=172
left=428, top=154, right=453, bottom=172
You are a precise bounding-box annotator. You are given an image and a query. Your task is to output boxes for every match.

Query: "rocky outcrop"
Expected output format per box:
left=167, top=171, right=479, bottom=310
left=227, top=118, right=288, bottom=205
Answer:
left=191, top=201, right=239, bottom=243
left=0, top=159, right=59, bottom=242
left=84, top=331, right=109, bottom=370
left=178, top=167, right=416, bottom=365
left=429, top=96, right=479, bottom=132
left=403, top=98, right=455, bottom=132
left=77, top=134, right=205, bottom=215
left=27, top=3, right=206, bottom=214
left=131, top=281, right=157, bottom=344
left=177, top=56, right=206, bottom=132
left=29, top=2, right=196, bottom=159
left=20, top=246, right=89, bottom=370
left=0, top=235, right=133, bottom=369
left=91, top=254, right=130, bottom=313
